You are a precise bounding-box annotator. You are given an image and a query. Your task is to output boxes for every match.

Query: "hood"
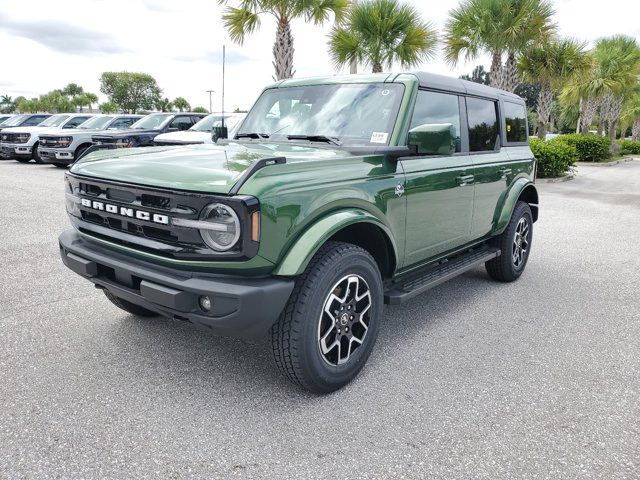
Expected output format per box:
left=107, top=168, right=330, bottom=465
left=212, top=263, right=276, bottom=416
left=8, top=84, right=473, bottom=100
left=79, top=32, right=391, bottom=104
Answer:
left=70, top=142, right=353, bottom=194
left=43, top=127, right=101, bottom=136
left=154, top=131, right=212, bottom=144
left=0, top=126, right=52, bottom=134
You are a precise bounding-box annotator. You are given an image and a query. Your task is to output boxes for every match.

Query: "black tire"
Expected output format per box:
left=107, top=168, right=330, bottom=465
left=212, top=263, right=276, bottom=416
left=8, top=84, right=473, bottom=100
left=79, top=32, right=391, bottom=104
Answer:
left=14, top=158, right=30, bottom=163
left=270, top=241, right=383, bottom=394
left=75, top=145, right=90, bottom=161
left=103, top=289, right=158, bottom=317
left=32, top=142, right=44, bottom=164
left=486, top=201, right=533, bottom=282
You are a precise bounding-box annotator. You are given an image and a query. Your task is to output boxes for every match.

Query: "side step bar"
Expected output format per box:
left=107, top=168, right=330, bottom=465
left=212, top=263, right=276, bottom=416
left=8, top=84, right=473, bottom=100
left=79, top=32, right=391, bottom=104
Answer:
left=384, top=247, right=500, bottom=305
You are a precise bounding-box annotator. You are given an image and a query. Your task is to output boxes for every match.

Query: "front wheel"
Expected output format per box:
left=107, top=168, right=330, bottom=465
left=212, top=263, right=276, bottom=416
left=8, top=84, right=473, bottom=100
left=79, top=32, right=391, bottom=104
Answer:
left=270, top=241, right=383, bottom=394
left=32, top=142, right=45, bottom=164
left=486, top=201, right=533, bottom=282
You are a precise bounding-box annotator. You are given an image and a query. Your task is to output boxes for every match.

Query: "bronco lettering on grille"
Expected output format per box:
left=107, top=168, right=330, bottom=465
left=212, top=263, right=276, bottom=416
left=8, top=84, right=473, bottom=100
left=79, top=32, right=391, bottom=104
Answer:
left=80, top=198, right=169, bottom=225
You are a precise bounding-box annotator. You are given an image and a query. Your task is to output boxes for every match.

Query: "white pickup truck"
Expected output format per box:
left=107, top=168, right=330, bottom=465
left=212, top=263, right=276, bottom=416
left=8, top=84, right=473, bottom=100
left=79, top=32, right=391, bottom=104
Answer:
left=1, top=113, right=95, bottom=163
left=39, top=114, right=142, bottom=167
left=153, top=113, right=246, bottom=145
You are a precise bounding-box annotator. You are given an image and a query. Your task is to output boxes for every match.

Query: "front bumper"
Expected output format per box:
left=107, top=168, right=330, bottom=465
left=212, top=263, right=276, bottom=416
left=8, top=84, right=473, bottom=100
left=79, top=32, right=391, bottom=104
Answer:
left=39, top=147, right=75, bottom=164
left=59, top=229, right=294, bottom=338
left=1, top=143, right=32, bottom=158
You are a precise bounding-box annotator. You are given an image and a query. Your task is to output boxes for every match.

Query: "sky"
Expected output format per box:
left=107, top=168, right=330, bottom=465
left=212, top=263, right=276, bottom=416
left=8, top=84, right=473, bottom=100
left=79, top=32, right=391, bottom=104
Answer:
left=1, top=0, right=639, bottom=111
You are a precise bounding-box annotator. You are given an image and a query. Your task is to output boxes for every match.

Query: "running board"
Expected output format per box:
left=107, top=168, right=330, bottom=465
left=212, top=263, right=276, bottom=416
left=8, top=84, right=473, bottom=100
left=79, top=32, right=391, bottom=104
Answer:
left=384, top=247, right=500, bottom=305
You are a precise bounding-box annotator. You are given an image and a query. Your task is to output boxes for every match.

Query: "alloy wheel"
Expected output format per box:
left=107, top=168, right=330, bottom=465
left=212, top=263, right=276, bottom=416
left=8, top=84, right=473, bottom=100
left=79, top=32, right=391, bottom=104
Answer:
left=317, top=274, right=372, bottom=366
left=512, top=217, right=530, bottom=268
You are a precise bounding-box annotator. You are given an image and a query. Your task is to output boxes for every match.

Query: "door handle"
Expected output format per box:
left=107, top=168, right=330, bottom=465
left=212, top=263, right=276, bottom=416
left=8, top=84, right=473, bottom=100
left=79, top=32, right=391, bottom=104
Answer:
left=456, top=174, right=474, bottom=186
left=500, top=168, right=512, bottom=179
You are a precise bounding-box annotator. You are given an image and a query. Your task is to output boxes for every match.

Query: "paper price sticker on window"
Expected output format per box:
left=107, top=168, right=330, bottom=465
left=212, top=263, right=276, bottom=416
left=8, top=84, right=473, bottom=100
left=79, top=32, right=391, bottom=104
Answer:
left=370, top=132, right=389, bottom=144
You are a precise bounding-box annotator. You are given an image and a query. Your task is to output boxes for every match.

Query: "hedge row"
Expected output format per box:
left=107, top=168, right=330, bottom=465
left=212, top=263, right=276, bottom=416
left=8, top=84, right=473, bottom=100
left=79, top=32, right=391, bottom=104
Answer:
left=618, top=139, right=640, bottom=155
left=530, top=137, right=579, bottom=178
left=561, top=134, right=611, bottom=162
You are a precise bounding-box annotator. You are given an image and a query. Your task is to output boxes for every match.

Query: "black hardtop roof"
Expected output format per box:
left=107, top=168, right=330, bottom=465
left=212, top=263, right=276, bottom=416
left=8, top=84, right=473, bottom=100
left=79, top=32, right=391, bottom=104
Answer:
left=410, top=71, right=524, bottom=103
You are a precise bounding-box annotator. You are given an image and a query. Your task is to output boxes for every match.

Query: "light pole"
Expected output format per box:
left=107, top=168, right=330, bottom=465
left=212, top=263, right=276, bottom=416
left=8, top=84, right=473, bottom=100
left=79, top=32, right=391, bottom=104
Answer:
left=206, top=90, right=215, bottom=113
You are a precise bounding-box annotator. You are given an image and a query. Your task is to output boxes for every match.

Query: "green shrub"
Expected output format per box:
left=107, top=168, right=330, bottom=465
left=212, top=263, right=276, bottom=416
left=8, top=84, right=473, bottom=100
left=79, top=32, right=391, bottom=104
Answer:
left=561, top=134, right=611, bottom=162
left=618, top=139, right=640, bottom=155
left=530, top=137, right=579, bottom=178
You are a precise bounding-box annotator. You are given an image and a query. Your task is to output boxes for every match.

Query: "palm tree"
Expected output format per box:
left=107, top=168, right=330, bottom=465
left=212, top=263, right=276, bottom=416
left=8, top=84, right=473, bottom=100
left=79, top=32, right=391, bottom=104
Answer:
left=444, top=0, right=555, bottom=92
left=519, top=38, right=590, bottom=138
left=173, top=97, right=191, bottom=112
left=621, top=89, right=640, bottom=141
left=592, top=36, right=640, bottom=141
left=85, top=93, right=98, bottom=112
left=155, top=97, right=174, bottom=112
left=328, top=0, right=437, bottom=73
left=219, top=0, right=348, bottom=81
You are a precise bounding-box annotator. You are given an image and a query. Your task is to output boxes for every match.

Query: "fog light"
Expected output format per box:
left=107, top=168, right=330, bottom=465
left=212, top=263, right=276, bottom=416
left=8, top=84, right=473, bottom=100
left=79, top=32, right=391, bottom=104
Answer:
left=199, top=295, right=212, bottom=312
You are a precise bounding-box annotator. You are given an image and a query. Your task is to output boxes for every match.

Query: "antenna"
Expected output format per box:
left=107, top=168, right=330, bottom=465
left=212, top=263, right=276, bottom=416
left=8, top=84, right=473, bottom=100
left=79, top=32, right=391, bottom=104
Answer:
left=222, top=45, right=226, bottom=128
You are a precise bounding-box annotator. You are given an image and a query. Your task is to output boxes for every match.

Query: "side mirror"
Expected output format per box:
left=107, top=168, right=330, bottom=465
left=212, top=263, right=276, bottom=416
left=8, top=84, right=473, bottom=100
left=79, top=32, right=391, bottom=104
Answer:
left=408, top=123, right=456, bottom=156
left=212, top=126, right=228, bottom=142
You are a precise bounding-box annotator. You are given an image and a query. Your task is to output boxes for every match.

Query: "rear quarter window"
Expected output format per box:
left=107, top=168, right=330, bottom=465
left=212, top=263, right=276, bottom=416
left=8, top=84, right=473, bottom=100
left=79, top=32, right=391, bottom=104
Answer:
left=504, top=102, right=528, bottom=143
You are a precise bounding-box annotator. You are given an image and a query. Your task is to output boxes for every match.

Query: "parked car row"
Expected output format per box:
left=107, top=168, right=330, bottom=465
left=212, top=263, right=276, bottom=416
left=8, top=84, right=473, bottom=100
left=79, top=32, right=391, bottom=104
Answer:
left=0, top=112, right=247, bottom=167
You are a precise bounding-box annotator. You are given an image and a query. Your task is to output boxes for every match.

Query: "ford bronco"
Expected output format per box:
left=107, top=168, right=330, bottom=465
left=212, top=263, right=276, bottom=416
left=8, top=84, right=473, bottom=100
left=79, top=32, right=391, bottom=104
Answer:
left=59, top=72, right=538, bottom=393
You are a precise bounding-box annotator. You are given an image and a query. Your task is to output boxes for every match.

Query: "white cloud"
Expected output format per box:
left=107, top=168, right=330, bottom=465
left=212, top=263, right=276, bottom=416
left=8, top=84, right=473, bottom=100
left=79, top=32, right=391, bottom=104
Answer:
left=1, top=0, right=637, bottom=110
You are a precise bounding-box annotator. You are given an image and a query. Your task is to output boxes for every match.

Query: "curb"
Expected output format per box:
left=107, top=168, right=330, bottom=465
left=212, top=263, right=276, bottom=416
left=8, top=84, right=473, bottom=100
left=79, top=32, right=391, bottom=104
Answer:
left=576, top=157, right=639, bottom=167
left=536, top=174, right=574, bottom=183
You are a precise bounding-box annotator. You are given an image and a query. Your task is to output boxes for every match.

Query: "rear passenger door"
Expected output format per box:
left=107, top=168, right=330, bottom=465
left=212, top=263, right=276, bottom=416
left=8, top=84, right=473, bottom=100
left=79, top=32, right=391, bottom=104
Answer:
left=466, top=97, right=510, bottom=239
left=400, top=90, right=474, bottom=266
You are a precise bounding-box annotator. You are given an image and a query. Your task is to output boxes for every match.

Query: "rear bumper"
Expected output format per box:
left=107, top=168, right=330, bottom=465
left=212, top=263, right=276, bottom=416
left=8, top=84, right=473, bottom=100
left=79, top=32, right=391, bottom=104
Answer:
left=59, top=229, right=294, bottom=338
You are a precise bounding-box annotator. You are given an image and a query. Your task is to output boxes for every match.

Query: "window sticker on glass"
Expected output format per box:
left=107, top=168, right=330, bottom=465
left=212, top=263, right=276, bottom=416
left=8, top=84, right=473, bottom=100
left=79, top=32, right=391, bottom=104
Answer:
left=370, top=132, right=388, bottom=144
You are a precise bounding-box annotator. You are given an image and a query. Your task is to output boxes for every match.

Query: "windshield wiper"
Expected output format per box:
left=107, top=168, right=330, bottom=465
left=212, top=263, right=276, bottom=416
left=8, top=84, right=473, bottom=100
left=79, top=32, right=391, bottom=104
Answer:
left=234, top=132, right=270, bottom=139
left=286, top=135, right=342, bottom=146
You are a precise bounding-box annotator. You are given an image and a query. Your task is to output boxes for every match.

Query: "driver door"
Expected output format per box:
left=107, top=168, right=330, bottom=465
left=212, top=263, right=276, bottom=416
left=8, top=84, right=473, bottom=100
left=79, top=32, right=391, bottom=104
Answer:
left=400, top=90, right=474, bottom=266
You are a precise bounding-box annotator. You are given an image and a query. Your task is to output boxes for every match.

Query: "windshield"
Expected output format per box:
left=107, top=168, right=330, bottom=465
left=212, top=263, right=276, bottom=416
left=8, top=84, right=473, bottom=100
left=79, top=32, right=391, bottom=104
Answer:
left=191, top=115, right=225, bottom=132
left=130, top=113, right=172, bottom=130
left=78, top=116, right=112, bottom=129
left=2, top=115, right=28, bottom=127
left=237, top=83, right=404, bottom=146
left=39, top=114, right=70, bottom=127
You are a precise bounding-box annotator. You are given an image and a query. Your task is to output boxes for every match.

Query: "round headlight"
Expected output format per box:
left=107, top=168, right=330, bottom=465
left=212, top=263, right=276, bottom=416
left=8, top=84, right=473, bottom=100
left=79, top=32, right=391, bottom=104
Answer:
left=199, top=203, right=241, bottom=251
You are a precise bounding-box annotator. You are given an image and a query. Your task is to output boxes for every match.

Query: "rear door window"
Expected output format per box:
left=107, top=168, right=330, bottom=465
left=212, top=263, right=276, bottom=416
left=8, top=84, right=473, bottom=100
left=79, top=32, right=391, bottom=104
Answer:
left=466, top=98, right=499, bottom=152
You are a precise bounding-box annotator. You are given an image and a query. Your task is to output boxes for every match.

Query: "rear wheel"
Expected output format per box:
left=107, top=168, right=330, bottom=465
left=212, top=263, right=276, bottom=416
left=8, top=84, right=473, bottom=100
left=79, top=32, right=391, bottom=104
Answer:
left=32, top=142, right=44, bottom=164
left=486, top=201, right=533, bottom=282
left=270, top=241, right=383, bottom=394
left=103, top=289, right=158, bottom=317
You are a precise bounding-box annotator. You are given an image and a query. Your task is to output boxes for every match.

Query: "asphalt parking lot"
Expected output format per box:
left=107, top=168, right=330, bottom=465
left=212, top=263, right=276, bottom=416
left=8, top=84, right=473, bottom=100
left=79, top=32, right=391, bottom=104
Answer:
left=1, top=159, right=639, bottom=479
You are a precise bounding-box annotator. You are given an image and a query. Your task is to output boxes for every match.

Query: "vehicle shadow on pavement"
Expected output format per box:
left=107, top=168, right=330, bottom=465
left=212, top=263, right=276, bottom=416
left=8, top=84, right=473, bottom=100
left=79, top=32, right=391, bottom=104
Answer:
left=97, top=268, right=493, bottom=399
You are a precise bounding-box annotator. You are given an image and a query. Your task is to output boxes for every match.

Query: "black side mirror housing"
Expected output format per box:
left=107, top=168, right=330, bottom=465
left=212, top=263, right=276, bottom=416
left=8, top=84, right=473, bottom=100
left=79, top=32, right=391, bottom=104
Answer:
left=212, top=126, right=228, bottom=142
left=408, top=123, right=456, bottom=156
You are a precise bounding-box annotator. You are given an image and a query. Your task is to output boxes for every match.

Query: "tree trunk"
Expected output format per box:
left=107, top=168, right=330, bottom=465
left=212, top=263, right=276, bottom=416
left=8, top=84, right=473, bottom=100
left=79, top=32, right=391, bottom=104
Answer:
left=272, top=16, right=294, bottom=81
left=536, top=85, right=552, bottom=139
left=608, top=120, right=617, bottom=142
left=576, top=98, right=582, bottom=134
left=503, top=52, right=520, bottom=92
left=633, top=119, right=640, bottom=141
left=372, top=62, right=383, bottom=73
left=489, top=52, right=504, bottom=90
left=581, top=97, right=598, bottom=134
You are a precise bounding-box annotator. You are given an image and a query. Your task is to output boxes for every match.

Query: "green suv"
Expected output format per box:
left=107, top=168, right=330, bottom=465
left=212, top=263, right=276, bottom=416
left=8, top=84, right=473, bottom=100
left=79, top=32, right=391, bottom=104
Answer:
left=59, top=72, right=538, bottom=393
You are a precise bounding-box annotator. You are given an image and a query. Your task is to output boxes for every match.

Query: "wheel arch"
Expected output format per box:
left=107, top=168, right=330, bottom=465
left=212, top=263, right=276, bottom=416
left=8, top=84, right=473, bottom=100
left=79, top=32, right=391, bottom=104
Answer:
left=272, top=209, right=398, bottom=278
left=495, top=179, right=539, bottom=234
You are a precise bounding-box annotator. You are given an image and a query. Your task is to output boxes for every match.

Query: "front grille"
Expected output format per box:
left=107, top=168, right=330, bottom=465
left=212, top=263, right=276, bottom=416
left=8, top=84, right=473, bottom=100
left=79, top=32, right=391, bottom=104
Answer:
left=40, top=136, right=66, bottom=148
left=66, top=174, right=259, bottom=260
left=1, top=133, right=17, bottom=142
